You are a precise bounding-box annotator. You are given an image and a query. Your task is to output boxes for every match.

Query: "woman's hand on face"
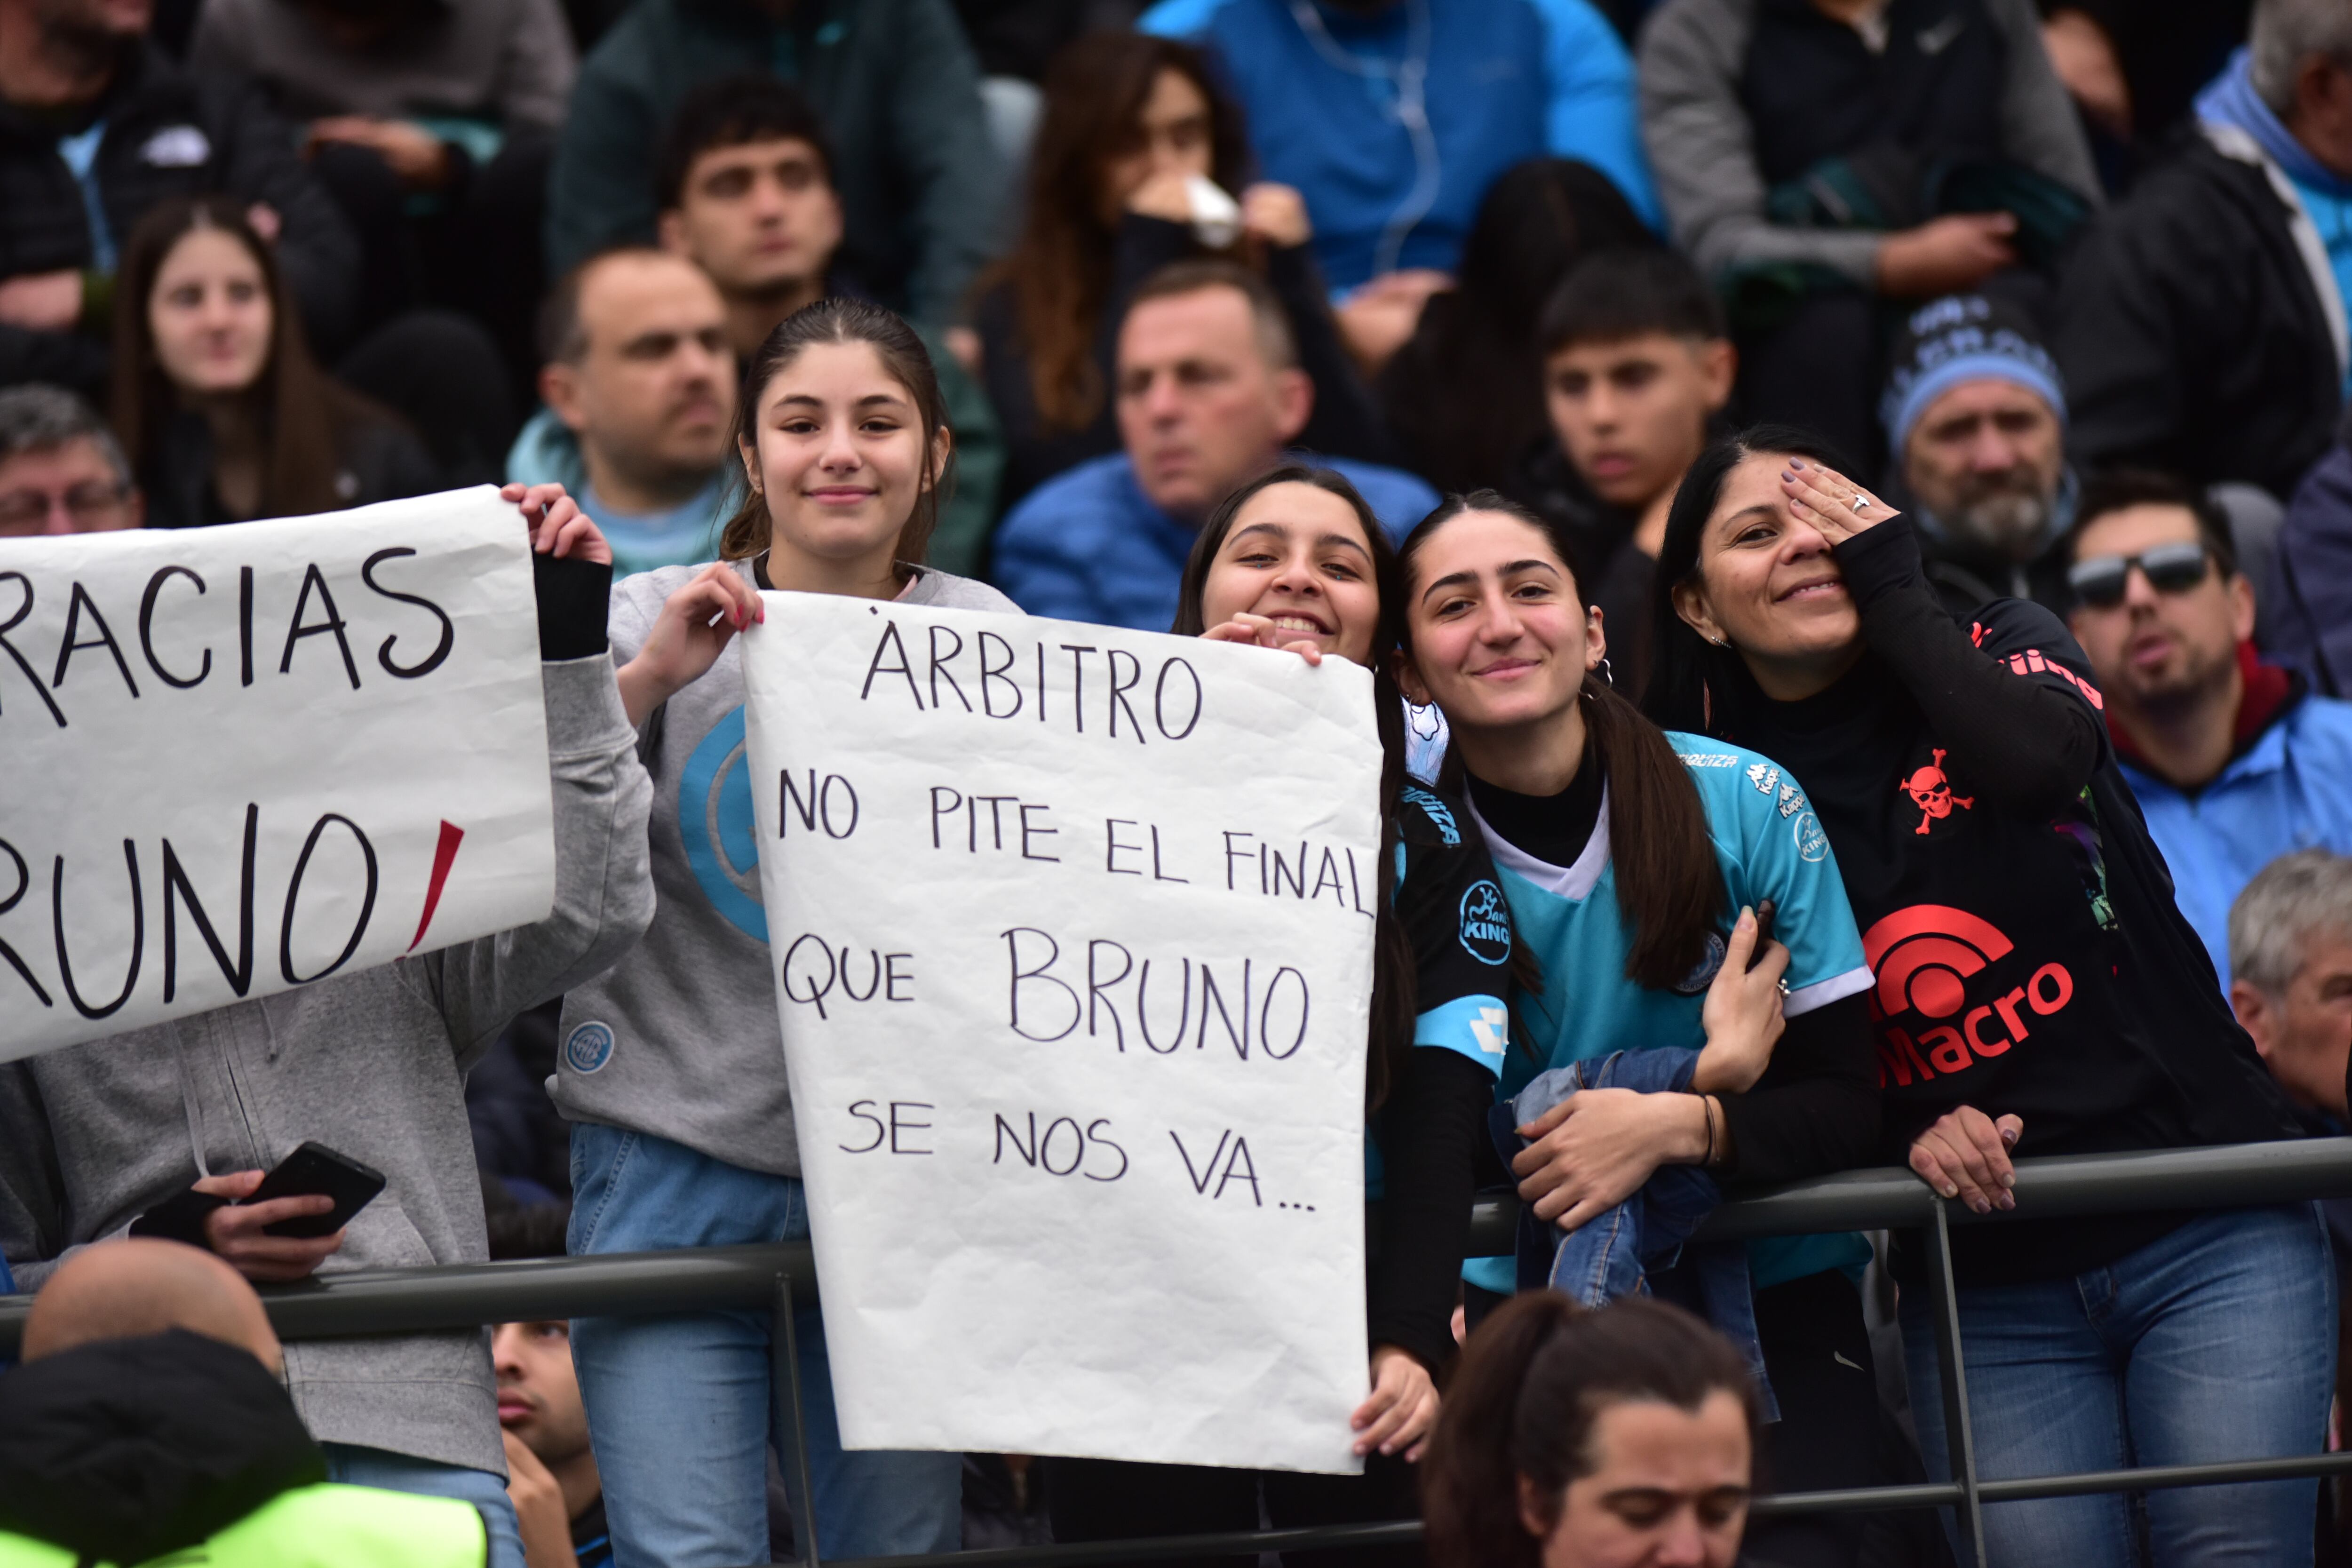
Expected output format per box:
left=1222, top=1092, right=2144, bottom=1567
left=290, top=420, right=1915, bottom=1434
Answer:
left=1200, top=612, right=1324, bottom=665
left=1240, top=183, right=1312, bottom=248
left=1353, top=1345, right=1439, bottom=1462
left=1692, top=907, right=1788, bottom=1095
left=1777, top=459, right=1899, bottom=548
left=502, top=481, right=612, bottom=566
left=615, top=562, right=763, bottom=726
left=1512, top=1088, right=1704, bottom=1232
left=1908, top=1106, right=2023, bottom=1214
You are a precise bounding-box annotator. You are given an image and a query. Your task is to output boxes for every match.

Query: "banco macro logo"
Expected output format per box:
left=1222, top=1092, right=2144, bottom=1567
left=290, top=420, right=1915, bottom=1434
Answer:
left=679, top=706, right=767, bottom=939
left=1861, top=904, right=2074, bottom=1085
left=1459, top=880, right=1511, bottom=964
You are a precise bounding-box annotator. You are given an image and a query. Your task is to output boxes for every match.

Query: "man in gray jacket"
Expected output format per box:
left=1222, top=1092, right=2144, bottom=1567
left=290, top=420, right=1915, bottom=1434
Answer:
left=0, top=486, right=654, bottom=1568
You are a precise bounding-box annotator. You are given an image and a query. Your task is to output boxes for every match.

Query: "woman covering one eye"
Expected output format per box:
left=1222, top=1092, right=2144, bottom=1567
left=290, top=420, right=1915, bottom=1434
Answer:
left=1047, top=465, right=1513, bottom=1563
left=1645, top=429, right=2323, bottom=1568
left=1393, top=491, right=1927, bottom=1566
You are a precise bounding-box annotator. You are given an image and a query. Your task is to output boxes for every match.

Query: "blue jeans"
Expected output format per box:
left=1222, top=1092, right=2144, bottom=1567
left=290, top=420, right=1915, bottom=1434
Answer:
left=321, top=1442, right=524, bottom=1568
left=568, top=1123, right=962, bottom=1568
left=1900, top=1203, right=2335, bottom=1567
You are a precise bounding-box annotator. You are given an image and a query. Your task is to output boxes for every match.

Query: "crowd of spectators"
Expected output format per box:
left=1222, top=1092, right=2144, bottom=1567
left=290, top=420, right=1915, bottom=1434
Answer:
left=13, top=0, right=2352, bottom=1563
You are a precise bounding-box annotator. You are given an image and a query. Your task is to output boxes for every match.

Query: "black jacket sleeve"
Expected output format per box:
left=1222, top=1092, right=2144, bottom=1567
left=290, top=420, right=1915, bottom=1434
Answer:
left=1267, top=241, right=1395, bottom=467
left=1835, top=516, right=2104, bottom=819
left=1715, top=992, right=1879, bottom=1188
left=1368, top=1046, right=1491, bottom=1372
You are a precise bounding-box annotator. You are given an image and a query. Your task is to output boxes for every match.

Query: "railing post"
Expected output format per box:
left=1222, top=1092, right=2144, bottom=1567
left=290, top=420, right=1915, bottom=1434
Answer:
left=1925, top=1201, right=1985, bottom=1567
left=777, top=1273, right=822, bottom=1568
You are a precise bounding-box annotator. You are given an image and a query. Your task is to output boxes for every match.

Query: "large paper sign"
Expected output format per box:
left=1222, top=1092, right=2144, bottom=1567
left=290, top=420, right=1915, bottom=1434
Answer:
left=740, top=596, right=1383, bottom=1473
left=0, top=488, right=554, bottom=1060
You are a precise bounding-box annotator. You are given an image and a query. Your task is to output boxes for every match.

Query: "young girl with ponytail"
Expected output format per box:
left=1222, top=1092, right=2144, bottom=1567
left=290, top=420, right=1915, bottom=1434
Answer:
left=1396, top=492, right=1908, bottom=1568
left=552, top=298, right=1018, bottom=1568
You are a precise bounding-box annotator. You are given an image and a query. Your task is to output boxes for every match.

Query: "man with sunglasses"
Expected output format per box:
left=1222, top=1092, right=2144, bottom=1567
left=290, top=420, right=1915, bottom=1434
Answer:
left=0, top=382, right=142, bottom=537
left=2065, top=469, right=2352, bottom=985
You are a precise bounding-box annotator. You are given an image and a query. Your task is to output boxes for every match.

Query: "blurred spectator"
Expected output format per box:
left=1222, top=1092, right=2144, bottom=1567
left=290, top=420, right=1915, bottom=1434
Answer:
left=109, top=195, right=436, bottom=527
left=1376, top=158, right=1655, bottom=491
left=948, top=0, right=1129, bottom=172
left=0, top=1241, right=492, bottom=1564
left=2057, top=0, right=2352, bottom=502
left=0, top=485, right=651, bottom=1568
left=509, top=248, right=735, bottom=578
left=545, top=0, right=1000, bottom=329
left=0, top=0, right=358, bottom=398
left=470, top=1004, right=571, bottom=1206
left=652, top=73, right=1004, bottom=576
left=2064, top=470, right=2352, bottom=984
left=493, top=1298, right=609, bottom=1568
left=1515, top=247, right=1732, bottom=703
left=1139, top=0, right=1660, bottom=368
left=190, top=0, right=577, bottom=385
left=1880, top=293, right=2072, bottom=619
left=970, top=32, right=1388, bottom=515
left=1640, top=0, right=2098, bottom=467
left=0, top=382, right=142, bottom=534
left=2273, top=410, right=2352, bottom=696
left=2230, top=849, right=2352, bottom=1119
left=1420, top=1292, right=1760, bottom=1568
left=2039, top=2, right=2253, bottom=179
left=992, top=259, right=1436, bottom=629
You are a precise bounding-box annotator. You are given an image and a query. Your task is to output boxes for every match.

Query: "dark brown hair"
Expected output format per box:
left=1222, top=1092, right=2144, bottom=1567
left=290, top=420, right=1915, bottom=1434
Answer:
left=1171, top=465, right=1417, bottom=1107
left=1643, top=425, right=1850, bottom=741
left=111, top=195, right=393, bottom=518
left=2063, top=467, right=2237, bottom=575
left=720, top=296, right=954, bottom=568
left=1422, top=1292, right=1761, bottom=1568
left=977, top=31, right=1251, bottom=433
left=1126, top=258, right=1298, bottom=368
left=1401, top=491, right=1727, bottom=990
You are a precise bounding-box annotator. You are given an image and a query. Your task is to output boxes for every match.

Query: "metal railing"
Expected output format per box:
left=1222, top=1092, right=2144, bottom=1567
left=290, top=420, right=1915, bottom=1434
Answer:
left=8, top=1138, right=2352, bottom=1568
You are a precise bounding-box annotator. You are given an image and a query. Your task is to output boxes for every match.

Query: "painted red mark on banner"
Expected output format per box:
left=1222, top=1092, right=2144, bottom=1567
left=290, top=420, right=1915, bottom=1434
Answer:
left=408, top=821, right=465, bottom=952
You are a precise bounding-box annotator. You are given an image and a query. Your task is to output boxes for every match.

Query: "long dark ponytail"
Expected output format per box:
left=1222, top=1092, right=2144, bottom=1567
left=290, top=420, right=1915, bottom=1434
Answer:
left=1644, top=424, right=1851, bottom=740
left=1173, top=465, right=1416, bottom=1111
left=1401, top=493, right=1726, bottom=990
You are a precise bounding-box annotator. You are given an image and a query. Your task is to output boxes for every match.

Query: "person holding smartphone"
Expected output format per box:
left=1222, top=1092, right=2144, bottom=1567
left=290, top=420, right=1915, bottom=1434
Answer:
left=0, top=482, right=656, bottom=1568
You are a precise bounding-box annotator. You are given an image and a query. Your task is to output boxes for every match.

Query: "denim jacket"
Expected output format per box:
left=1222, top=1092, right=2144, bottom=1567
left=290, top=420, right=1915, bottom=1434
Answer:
left=1494, top=1048, right=1777, bottom=1419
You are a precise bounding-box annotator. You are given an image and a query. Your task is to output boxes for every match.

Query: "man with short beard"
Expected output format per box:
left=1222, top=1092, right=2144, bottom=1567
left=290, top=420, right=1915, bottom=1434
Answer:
left=1879, top=293, right=2074, bottom=619
left=2065, top=469, right=2352, bottom=984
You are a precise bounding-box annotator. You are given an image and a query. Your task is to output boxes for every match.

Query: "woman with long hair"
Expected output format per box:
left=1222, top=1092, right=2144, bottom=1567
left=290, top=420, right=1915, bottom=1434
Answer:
left=1645, top=427, right=2325, bottom=1565
left=110, top=195, right=437, bottom=527
left=1394, top=491, right=1930, bottom=1568
left=552, top=297, right=1019, bottom=1566
left=1421, top=1292, right=1760, bottom=1568
left=968, top=31, right=1386, bottom=512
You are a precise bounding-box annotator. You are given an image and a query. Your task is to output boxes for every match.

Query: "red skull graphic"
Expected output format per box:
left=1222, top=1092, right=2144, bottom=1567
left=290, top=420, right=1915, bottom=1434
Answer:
left=1898, top=748, right=1975, bottom=835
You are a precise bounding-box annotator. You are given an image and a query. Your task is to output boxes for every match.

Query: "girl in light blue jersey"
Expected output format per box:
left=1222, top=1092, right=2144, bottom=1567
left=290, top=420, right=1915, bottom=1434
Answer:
left=1395, top=492, right=1910, bottom=1568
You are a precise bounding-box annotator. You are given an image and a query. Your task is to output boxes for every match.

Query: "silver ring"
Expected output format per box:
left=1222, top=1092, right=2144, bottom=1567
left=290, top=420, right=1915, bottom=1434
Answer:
left=1777, top=978, right=1790, bottom=995
left=1850, top=493, right=1870, bottom=512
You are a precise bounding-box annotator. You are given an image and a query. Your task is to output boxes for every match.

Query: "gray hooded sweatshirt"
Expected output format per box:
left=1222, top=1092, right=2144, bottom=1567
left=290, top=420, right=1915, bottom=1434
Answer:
left=553, top=562, right=1018, bottom=1177
left=0, top=654, right=654, bottom=1478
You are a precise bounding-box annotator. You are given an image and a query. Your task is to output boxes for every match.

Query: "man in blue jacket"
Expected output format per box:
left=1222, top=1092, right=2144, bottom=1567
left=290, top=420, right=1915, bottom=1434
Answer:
left=1139, top=0, right=1658, bottom=297
left=2064, top=470, right=2352, bottom=985
left=993, top=260, right=1437, bottom=632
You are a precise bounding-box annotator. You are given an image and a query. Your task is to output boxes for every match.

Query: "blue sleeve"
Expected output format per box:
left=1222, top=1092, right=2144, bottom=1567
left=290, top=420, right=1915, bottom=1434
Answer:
left=1713, top=754, right=1873, bottom=1016
left=1138, top=0, right=1231, bottom=39
left=1530, top=0, right=1664, bottom=231
left=1397, top=790, right=1513, bottom=1076
left=990, top=502, right=1102, bottom=622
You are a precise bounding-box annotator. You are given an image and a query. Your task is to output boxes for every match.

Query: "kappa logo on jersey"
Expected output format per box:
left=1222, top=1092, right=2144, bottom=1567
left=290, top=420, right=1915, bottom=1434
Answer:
left=1402, top=785, right=1462, bottom=846
left=1468, top=1005, right=1510, bottom=1059
left=1899, top=747, right=1975, bottom=836
left=680, top=706, right=768, bottom=939
left=1861, top=905, right=2075, bottom=1087
left=1747, top=762, right=1780, bottom=796
left=1777, top=783, right=1805, bottom=818
left=1459, top=880, right=1512, bottom=964
left=564, top=1020, right=616, bottom=1074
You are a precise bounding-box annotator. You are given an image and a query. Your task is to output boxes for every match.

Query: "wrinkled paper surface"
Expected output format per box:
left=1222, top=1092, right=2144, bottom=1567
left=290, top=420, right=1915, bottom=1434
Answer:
left=0, top=487, right=553, bottom=1059
left=740, top=594, right=1381, bottom=1472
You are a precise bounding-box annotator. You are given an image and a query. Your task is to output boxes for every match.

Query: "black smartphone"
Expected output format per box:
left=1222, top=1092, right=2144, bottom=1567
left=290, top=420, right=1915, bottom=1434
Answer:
left=1746, top=899, right=1778, bottom=970
left=244, top=1141, right=386, bottom=1238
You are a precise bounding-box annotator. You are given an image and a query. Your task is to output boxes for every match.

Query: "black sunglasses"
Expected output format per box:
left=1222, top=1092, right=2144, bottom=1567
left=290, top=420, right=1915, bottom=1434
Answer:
left=2066, top=541, right=2213, bottom=608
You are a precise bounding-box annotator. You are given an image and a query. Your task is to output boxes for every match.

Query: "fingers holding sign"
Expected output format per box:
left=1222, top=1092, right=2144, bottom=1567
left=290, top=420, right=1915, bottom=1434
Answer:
left=1353, top=1345, right=1439, bottom=1461
left=1201, top=613, right=1324, bottom=666
left=617, top=562, right=764, bottom=726
left=501, top=481, right=612, bottom=565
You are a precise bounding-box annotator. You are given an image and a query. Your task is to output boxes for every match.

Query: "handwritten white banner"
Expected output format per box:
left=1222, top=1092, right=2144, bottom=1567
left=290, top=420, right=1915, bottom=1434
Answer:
left=0, top=487, right=554, bottom=1059
left=740, top=594, right=1383, bottom=1473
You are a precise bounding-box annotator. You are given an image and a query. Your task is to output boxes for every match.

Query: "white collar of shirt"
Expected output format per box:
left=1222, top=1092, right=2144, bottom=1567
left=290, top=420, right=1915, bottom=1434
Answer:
left=1465, top=782, right=1612, bottom=901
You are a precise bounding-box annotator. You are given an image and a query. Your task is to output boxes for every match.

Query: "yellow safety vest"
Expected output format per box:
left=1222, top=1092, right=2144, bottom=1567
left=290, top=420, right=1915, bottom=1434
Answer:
left=0, top=1482, right=485, bottom=1568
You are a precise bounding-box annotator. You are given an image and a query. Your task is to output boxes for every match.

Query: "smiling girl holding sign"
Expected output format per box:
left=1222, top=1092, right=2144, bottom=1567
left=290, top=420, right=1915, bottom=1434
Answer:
left=1049, top=465, right=1512, bottom=1566
left=1391, top=492, right=1923, bottom=1568
left=552, top=299, right=1017, bottom=1567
